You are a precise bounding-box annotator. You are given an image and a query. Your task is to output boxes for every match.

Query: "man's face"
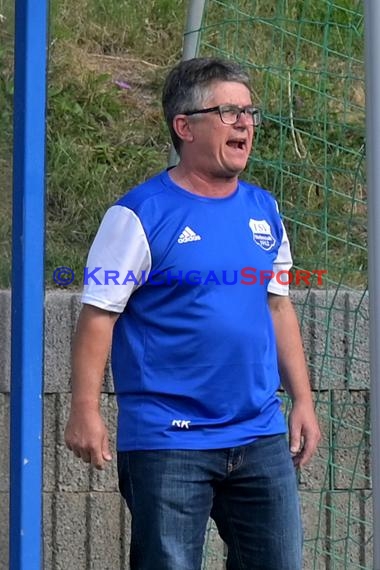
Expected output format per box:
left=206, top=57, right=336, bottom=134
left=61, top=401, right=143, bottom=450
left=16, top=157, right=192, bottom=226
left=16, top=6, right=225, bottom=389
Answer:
left=185, top=81, right=255, bottom=178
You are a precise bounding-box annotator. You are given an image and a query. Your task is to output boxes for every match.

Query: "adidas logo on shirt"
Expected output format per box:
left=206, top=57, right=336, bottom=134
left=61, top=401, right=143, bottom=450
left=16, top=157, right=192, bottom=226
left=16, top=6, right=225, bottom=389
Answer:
left=178, top=226, right=202, bottom=244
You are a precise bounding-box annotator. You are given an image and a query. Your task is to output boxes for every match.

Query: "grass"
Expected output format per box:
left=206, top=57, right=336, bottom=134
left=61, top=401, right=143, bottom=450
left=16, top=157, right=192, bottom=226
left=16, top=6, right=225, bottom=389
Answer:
left=0, top=0, right=186, bottom=288
left=200, top=0, right=366, bottom=288
left=0, top=0, right=365, bottom=289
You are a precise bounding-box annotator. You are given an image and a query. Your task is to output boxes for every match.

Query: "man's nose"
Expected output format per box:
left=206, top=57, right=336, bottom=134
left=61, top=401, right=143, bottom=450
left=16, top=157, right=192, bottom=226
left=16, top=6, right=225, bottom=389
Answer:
left=234, top=110, right=251, bottom=127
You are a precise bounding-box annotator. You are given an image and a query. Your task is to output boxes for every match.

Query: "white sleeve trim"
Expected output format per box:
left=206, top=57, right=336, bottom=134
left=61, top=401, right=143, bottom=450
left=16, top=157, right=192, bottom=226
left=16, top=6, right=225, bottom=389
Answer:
left=81, top=205, right=152, bottom=312
left=267, top=218, right=293, bottom=296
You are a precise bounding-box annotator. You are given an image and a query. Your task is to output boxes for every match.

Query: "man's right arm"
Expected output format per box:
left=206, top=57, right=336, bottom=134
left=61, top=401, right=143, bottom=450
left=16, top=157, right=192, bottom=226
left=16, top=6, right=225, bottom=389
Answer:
left=64, top=303, right=120, bottom=470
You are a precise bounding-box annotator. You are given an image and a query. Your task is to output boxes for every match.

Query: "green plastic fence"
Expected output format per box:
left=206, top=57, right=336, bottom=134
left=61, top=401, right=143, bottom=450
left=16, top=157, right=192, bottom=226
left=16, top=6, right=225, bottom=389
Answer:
left=193, top=1, right=370, bottom=569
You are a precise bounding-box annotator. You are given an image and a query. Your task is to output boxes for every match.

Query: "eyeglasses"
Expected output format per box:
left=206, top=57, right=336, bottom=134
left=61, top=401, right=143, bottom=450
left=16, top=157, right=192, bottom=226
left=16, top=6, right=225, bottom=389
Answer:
left=183, top=104, right=262, bottom=126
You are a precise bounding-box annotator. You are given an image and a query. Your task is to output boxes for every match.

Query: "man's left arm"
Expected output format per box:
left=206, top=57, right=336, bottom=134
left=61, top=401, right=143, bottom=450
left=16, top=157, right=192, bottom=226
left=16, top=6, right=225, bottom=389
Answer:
left=268, top=293, right=321, bottom=467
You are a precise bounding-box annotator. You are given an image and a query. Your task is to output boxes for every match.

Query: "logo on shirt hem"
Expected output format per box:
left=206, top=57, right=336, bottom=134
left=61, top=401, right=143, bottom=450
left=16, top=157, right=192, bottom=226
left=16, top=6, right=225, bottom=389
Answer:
left=171, top=419, right=191, bottom=429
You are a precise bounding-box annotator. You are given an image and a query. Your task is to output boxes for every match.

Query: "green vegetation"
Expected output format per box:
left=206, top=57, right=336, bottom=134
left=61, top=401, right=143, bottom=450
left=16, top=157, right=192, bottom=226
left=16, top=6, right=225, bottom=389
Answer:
left=0, top=0, right=186, bottom=288
left=0, top=0, right=365, bottom=288
left=199, top=0, right=365, bottom=288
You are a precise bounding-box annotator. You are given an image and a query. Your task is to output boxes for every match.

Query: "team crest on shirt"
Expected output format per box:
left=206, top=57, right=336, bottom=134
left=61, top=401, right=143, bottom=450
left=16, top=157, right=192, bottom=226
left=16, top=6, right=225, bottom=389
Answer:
left=249, top=219, right=276, bottom=251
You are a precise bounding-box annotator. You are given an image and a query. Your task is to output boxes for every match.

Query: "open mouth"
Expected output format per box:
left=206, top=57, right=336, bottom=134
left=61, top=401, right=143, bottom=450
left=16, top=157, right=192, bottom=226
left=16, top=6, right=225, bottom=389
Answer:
left=226, top=139, right=246, bottom=150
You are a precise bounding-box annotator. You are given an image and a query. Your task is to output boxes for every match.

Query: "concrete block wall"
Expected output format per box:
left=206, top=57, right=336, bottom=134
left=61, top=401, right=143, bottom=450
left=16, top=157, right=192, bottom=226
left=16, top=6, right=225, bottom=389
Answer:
left=0, top=290, right=372, bottom=569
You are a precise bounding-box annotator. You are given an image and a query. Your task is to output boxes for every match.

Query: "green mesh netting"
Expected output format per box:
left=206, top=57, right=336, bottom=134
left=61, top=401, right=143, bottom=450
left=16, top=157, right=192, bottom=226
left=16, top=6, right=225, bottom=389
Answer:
left=191, top=2, right=370, bottom=569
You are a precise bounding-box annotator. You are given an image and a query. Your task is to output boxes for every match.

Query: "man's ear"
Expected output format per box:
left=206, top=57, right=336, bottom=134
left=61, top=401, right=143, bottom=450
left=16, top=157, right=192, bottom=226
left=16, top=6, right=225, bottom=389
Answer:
left=172, top=115, right=194, bottom=145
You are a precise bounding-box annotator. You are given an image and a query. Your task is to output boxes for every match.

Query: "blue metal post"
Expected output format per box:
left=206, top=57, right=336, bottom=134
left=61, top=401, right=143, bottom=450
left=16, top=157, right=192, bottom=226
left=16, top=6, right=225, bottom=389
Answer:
left=10, top=0, right=48, bottom=568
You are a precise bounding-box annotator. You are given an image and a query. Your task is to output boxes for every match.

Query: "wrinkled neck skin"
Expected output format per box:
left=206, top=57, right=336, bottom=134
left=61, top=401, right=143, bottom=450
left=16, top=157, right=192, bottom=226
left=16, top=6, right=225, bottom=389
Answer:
left=168, top=158, right=241, bottom=198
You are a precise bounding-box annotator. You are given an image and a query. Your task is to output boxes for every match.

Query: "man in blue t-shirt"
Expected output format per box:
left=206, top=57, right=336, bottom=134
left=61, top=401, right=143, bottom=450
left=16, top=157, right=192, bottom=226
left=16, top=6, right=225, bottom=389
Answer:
left=65, top=57, right=321, bottom=570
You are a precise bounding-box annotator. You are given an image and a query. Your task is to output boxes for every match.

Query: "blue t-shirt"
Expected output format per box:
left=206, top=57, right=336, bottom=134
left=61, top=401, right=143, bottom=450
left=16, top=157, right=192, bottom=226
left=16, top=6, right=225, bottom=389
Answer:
left=82, top=170, right=292, bottom=450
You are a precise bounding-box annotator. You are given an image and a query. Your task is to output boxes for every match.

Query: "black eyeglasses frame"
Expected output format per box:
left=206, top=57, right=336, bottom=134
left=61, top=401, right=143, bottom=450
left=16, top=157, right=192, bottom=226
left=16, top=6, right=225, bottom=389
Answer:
left=183, top=104, right=262, bottom=126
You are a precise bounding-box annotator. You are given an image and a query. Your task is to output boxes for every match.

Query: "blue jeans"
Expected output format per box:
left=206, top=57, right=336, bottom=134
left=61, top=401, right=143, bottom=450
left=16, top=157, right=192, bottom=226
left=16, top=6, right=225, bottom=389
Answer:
left=117, top=434, right=302, bottom=570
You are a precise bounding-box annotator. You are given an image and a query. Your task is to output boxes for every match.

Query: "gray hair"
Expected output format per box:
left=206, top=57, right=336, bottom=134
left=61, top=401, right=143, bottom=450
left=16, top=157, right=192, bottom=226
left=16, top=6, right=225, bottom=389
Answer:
left=162, top=57, right=251, bottom=154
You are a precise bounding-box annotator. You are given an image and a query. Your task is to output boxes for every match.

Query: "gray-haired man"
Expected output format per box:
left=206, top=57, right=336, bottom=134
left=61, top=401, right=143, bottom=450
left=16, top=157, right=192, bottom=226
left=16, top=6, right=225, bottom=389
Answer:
left=65, top=57, right=320, bottom=570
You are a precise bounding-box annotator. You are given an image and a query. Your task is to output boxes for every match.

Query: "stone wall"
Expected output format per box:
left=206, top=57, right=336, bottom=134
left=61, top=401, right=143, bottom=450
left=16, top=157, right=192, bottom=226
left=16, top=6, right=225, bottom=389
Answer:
left=0, top=290, right=372, bottom=569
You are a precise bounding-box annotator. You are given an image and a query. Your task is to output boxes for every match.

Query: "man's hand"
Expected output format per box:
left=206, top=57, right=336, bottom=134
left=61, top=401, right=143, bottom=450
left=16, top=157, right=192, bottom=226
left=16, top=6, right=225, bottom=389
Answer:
left=288, top=399, right=321, bottom=468
left=64, top=407, right=112, bottom=470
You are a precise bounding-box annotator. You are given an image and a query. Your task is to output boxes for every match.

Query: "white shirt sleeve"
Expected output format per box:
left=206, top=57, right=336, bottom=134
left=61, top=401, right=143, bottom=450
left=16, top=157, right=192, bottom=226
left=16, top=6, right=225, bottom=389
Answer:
left=81, top=205, right=152, bottom=312
left=267, top=218, right=293, bottom=296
